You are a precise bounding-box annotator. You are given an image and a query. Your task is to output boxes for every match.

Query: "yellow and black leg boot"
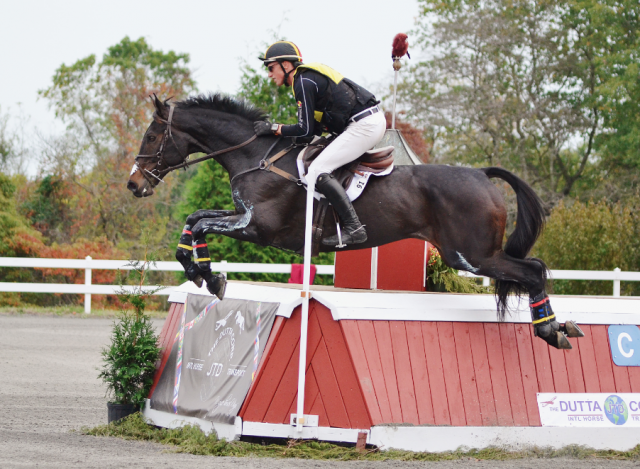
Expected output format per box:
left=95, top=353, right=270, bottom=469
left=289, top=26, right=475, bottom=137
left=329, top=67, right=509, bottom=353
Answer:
left=317, top=173, right=367, bottom=247
left=531, top=292, right=571, bottom=349
left=192, top=238, right=226, bottom=300
left=175, top=225, right=205, bottom=288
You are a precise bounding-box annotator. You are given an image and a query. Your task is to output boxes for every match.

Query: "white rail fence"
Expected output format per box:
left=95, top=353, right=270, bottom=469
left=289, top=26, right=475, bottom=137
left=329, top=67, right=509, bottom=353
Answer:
left=0, top=257, right=635, bottom=313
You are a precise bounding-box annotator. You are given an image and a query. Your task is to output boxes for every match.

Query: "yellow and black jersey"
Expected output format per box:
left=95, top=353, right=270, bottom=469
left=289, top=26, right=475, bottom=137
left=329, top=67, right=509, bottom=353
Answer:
left=280, top=63, right=378, bottom=138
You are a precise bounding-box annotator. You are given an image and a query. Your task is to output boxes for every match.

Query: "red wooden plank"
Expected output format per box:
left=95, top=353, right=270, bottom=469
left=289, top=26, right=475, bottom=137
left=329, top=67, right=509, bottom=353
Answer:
left=334, top=249, right=372, bottom=289
left=241, top=307, right=301, bottom=422
left=373, top=321, right=403, bottom=423
left=389, top=322, right=420, bottom=425
left=514, top=324, right=541, bottom=426
left=483, top=323, right=513, bottom=426
left=149, top=303, right=183, bottom=398
left=563, top=337, right=586, bottom=393
left=591, top=325, right=616, bottom=392
left=263, top=307, right=324, bottom=424
left=341, top=320, right=383, bottom=424
left=452, top=323, right=481, bottom=426
left=309, top=379, right=330, bottom=427
left=312, top=338, right=351, bottom=428
left=286, top=362, right=322, bottom=424
left=548, top=344, right=571, bottom=393
left=357, top=321, right=393, bottom=423
left=437, top=322, right=466, bottom=426
left=499, top=323, right=529, bottom=426
left=466, top=322, right=497, bottom=426
left=421, top=322, right=451, bottom=425
left=377, top=239, right=426, bottom=291
left=405, top=322, right=435, bottom=425
left=628, top=365, right=640, bottom=393
left=606, top=326, right=632, bottom=393
left=239, top=316, right=286, bottom=417
left=530, top=325, right=555, bottom=392
left=577, top=325, right=601, bottom=393
left=315, top=303, right=372, bottom=428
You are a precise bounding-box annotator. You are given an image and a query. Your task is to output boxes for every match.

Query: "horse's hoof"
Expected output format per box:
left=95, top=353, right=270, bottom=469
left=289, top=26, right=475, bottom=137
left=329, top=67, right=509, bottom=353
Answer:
left=193, top=275, right=203, bottom=289
left=539, top=331, right=573, bottom=350
left=562, top=321, right=584, bottom=338
left=206, top=274, right=227, bottom=300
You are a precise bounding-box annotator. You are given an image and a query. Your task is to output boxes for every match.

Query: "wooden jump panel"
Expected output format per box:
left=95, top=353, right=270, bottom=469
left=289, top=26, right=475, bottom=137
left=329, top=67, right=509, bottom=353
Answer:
left=157, top=299, right=637, bottom=430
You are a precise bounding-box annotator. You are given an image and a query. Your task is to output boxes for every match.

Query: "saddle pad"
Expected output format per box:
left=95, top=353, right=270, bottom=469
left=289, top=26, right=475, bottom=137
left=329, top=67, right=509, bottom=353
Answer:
left=296, top=146, right=394, bottom=202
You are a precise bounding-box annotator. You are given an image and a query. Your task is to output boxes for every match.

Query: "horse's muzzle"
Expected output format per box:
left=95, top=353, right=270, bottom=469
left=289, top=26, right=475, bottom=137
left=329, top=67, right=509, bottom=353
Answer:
left=127, top=180, right=154, bottom=198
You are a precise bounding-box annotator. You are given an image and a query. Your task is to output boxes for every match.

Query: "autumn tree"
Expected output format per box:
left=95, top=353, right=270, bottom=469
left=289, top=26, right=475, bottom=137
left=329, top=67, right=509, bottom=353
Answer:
left=400, top=0, right=640, bottom=208
left=38, top=37, right=195, bottom=253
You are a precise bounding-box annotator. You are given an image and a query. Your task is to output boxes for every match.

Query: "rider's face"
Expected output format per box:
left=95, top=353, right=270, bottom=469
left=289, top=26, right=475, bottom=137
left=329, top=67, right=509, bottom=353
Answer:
left=267, top=61, right=293, bottom=86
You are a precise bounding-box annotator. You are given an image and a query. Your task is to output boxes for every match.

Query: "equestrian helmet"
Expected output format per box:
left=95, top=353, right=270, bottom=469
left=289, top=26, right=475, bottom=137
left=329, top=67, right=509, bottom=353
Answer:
left=259, top=41, right=303, bottom=66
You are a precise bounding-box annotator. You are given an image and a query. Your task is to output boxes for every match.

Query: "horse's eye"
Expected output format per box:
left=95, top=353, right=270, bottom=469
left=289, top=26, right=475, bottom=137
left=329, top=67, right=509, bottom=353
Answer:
left=148, top=135, right=156, bottom=142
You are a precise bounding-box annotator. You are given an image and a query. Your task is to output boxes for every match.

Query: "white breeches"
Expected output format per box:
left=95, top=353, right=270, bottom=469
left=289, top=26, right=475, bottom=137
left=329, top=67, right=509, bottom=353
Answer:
left=307, top=111, right=386, bottom=180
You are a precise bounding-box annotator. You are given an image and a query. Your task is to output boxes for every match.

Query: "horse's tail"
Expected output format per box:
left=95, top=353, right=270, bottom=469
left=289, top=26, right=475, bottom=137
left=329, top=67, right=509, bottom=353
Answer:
left=482, top=167, right=547, bottom=319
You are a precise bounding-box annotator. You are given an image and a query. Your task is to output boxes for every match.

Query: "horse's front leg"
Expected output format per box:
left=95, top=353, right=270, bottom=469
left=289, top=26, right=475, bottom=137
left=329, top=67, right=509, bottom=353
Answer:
left=184, top=211, right=256, bottom=299
left=175, top=210, right=236, bottom=291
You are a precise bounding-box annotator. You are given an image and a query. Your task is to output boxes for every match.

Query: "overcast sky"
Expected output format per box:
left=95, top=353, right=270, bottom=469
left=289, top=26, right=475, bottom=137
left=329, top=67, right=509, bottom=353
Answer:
left=2, top=0, right=420, bottom=137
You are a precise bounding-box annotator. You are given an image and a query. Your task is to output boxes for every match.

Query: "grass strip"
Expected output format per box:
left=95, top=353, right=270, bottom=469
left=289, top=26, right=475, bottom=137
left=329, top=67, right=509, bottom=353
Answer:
left=82, top=413, right=640, bottom=461
left=0, top=305, right=168, bottom=318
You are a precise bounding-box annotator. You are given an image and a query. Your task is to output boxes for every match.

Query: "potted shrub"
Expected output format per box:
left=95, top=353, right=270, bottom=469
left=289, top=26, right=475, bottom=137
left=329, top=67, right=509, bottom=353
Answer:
left=99, top=247, right=161, bottom=423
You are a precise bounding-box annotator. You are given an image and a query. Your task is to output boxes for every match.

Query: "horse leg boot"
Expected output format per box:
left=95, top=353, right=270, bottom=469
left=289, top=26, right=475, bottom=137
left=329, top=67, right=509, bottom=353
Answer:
left=530, top=292, right=572, bottom=349
left=317, top=173, right=367, bottom=246
left=192, top=237, right=227, bottom=300
left=175, top=225, right=205, bottom=288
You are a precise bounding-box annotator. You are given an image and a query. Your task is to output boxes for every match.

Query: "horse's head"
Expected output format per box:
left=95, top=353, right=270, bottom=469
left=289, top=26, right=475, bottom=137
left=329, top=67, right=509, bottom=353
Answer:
left=127, top=95, right=191, bottom=198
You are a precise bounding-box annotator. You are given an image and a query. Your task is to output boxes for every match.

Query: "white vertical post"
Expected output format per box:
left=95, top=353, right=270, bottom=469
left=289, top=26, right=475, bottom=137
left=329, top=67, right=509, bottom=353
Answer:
left=296, top=174, right=316, bottom=432
left=483, top=277, right=491, bottom=287
left=370, top=247, right=378, bottom=290
left=391, top=69, right=398, bottom=129
left=614, top=267, right=621, bottom=297
left=220, top=260, right=228, bottom=279
left=84, top=255, right=92, bottom=314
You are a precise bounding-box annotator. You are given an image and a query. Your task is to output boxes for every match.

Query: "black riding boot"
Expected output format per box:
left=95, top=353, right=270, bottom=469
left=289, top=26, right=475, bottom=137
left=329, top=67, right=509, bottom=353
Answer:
left=316, top=173, right=367, bottom=246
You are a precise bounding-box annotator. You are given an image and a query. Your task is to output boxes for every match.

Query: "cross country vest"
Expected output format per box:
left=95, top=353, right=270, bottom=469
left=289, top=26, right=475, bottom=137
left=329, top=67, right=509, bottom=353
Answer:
left=292, top=63, right=378, bottom=134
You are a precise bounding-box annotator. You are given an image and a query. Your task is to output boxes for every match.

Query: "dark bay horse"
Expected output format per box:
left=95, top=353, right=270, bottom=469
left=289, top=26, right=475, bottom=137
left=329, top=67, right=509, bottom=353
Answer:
left=127, top=94, right=583, bottom=349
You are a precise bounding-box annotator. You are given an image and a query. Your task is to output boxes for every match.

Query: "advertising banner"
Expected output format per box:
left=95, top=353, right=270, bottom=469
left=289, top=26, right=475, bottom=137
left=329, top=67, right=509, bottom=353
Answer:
left=538, top=393, right=640, bottom=427
left=151, top=294, right=279, bottom=423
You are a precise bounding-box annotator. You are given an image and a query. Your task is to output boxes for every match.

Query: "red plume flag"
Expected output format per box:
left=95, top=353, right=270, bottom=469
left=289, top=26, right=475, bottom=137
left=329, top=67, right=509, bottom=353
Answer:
left=392, top=33, right=410, bottom=59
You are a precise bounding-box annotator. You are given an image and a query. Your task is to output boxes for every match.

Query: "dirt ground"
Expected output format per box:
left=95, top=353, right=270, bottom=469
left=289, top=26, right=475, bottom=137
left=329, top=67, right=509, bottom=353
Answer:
left=1, top=313, right=638, bottom=469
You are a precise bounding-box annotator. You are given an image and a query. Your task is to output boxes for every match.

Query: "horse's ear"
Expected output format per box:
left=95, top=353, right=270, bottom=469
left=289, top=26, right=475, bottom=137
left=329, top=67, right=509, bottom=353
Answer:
left=151, top=93, right=168, bottom=120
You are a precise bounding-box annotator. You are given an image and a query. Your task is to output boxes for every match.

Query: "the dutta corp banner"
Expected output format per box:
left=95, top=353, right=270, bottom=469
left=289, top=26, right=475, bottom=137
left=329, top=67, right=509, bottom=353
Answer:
left=538, top=393, right=640, bottom=427
left=151, top=294, right=279, bottom=424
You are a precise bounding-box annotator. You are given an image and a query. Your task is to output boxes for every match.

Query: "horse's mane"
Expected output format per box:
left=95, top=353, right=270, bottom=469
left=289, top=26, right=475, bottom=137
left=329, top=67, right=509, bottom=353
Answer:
left=177, top=93, right=267, bottom=122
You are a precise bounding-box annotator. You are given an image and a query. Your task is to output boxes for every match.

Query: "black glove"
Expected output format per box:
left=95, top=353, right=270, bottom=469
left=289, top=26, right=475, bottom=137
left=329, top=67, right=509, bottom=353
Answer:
left=254, top=121, right=277, bottom=136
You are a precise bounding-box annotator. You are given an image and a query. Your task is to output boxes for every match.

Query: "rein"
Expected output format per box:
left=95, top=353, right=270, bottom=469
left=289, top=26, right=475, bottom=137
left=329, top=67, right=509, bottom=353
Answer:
left=135, top=102, right=302, bottom=187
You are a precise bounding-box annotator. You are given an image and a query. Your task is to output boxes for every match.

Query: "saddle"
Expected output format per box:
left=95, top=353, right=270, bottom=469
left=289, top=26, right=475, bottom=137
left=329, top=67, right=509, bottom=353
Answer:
left=300, top=136, right=395, bottom=190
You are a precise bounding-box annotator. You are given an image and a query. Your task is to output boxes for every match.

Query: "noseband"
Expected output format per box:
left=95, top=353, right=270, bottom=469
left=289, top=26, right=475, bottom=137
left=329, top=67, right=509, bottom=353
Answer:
left=134, top=102, right=258, bottom=188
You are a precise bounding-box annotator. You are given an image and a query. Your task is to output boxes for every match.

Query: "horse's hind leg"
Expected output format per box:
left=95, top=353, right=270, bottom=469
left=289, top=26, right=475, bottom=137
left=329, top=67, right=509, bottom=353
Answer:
left=175, top=210, right=235, bottom=297
left=442, top=249, right=582, bottom=349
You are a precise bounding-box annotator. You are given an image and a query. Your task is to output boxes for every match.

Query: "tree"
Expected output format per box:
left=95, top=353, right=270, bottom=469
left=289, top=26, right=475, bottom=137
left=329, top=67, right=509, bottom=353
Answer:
left=401, top=0, right=640, bottom=208
left=38, top=37, right=196, bottom=252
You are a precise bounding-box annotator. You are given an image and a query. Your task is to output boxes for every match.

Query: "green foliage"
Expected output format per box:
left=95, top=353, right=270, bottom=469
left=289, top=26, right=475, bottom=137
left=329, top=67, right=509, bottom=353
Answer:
left=98, top=311, right=160, bottom=407
left=85, top=412, right=640, bottom=461
left=404, top=0, right=640, bottom=207
left=427, top=247, right=490, bottom=294
left=532, top=198, right=640, bottom=295
left=237, top=62, right=297, bottom=124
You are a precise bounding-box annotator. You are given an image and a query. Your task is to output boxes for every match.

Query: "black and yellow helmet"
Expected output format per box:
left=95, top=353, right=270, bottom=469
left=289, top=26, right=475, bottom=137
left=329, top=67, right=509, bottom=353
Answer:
left=259, top=41, right=303, bottom=66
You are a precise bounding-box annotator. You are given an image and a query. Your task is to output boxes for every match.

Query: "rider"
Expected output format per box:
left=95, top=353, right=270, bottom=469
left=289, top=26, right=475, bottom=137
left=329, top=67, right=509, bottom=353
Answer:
left=253, top=41, right=386, bottom=246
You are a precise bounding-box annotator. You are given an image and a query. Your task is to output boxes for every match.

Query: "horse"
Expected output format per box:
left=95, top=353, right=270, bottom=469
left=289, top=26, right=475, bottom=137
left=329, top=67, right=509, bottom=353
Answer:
left=127, top=94, right=583, bottom=350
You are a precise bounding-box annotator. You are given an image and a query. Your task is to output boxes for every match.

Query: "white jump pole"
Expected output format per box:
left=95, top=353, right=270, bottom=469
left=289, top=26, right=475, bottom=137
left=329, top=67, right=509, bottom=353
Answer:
left=296, top=173, right=316, bottom=432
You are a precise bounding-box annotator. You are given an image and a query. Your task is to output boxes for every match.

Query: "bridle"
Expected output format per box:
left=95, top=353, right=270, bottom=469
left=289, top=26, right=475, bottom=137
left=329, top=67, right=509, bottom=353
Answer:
left=134, top=102, right=257, bottom=188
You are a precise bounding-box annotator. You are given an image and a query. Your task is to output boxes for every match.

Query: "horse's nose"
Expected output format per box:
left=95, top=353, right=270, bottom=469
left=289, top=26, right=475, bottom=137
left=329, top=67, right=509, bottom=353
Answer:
left=127, top=180, right=138, bottom=193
